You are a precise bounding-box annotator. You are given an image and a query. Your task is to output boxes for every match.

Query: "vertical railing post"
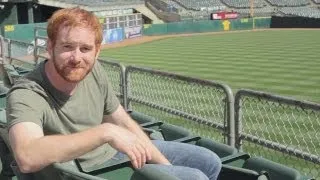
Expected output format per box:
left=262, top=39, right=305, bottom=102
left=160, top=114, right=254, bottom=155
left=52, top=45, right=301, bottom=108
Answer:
left=124, top=67, right=130, bottom=110
left=120, top=64, right=127, bottom=110
left=225, top=87, right=235, bottom=147
left=234, top=93, right=243, bottom=151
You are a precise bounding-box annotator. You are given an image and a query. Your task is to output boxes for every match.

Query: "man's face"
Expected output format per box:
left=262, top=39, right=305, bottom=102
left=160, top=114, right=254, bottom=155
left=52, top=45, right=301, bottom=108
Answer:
left=47, top=26, right=99, bottom=83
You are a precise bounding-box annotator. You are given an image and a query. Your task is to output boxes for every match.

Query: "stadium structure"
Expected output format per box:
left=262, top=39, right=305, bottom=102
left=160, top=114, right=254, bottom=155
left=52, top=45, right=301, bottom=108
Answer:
left=0, top=0, right=320, bottom=26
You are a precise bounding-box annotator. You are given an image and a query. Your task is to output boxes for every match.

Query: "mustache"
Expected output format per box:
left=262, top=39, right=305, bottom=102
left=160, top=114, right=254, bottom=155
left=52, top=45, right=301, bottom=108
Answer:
left=65, top=61, right=85, bottom=68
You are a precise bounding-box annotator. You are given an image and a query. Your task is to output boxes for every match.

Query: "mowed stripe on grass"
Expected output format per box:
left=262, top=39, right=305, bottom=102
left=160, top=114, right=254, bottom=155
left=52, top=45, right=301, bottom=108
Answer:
left=100, top=30, right=320, bottom=103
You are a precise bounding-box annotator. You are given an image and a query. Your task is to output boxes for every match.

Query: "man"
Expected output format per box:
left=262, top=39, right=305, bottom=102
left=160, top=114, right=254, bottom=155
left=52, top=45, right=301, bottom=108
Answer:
left=6, top=7, right=221, bottom=180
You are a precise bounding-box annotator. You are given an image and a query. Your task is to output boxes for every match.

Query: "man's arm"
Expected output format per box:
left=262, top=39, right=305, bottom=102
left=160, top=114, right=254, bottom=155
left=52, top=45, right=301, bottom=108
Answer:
left=103, top=105, right=171, bottom=168
left=8, top=121, right=135, bottom=173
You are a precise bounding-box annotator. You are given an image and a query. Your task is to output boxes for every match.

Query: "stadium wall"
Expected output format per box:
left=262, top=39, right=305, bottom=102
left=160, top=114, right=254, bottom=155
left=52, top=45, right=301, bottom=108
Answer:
left=143, top=17, right=271, bottom=35
left=271, top=16, right=320, bottom=28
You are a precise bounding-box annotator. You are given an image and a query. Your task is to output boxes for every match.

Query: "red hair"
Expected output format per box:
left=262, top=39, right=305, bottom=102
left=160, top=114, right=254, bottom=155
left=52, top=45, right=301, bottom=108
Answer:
left=47, top=7, right=102, bottom=48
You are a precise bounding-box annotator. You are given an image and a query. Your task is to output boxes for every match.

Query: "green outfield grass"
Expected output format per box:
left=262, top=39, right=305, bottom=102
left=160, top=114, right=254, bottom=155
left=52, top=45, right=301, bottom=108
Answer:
left=100, top=30, right=320, bottom=103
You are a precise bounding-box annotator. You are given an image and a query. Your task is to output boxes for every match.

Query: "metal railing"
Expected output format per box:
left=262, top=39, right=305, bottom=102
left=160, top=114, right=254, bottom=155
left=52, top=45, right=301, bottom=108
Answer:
left=125, top=66, right=235, bottom=146
left=235, top=89, right=320, bottom=178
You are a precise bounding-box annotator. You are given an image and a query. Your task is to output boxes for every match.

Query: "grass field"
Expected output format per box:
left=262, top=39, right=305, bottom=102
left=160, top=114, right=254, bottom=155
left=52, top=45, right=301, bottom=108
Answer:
left=100, top=29, right=320, bottom=178
left=100, top=30, right=320, bottom=103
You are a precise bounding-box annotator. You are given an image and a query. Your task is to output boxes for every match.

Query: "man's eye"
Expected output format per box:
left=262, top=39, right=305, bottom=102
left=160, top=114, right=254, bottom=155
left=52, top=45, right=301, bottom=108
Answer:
left=81, top=47, right=92, bottom=52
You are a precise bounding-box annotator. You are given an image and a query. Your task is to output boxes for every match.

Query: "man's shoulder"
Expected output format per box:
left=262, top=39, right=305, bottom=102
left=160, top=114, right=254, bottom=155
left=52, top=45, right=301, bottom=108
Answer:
left=8, top=64, right=47, bottom=98
left=90, top=60, right=109, bottom=84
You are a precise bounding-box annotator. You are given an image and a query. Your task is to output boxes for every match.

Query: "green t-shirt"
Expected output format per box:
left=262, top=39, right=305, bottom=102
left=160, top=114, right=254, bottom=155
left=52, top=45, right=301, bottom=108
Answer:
left=6, top=60, right=120, bottom=178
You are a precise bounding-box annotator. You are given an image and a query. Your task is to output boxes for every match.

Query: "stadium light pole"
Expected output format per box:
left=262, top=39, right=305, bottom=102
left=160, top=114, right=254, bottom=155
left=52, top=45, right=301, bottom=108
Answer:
left=250, top=0, right=255, bottom=29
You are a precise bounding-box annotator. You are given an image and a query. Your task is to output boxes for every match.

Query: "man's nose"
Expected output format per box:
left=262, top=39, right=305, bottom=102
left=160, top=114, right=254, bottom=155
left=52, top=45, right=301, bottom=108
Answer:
left=70, top=48, right=81, bottom=63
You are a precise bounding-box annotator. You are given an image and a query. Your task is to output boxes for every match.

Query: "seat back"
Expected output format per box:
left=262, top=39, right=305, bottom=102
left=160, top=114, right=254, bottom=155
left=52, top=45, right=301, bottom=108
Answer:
left=195, top=138, right=237, bottom=158
left=159, top=123, right=193, bottom=142
left=219, top=164, right=269, bottom=180
left=243, top=157, right=302, bottom=180
left=131, top=165, right=179, bottom=180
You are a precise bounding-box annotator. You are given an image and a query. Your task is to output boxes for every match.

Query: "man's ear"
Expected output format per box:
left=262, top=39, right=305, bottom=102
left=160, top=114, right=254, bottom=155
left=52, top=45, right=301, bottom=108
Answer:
left=95, top=45, right=101, bottom=60
left=47, top=39, right=53, bottom=59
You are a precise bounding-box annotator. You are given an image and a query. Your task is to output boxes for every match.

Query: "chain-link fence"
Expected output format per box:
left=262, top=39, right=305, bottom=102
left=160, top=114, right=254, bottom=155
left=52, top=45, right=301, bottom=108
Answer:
left=125, top=66, right=235, bottom=146
left=99, top=59, right=126, bottom=106
left=235, top=89, right=320, bottom=179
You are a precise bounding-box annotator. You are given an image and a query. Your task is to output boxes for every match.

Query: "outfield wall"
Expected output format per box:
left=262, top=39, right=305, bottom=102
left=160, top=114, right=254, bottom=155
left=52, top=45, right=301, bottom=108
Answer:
left=1, top=17, right=271, bottom=42
left=143, top=17, right=271, bottom=35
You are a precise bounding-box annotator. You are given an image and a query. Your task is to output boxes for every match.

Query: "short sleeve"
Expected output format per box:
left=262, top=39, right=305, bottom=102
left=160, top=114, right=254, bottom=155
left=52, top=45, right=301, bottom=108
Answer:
left=6, top=89, right=45, bottom=129
left=104, top=77, right=120, bottom=115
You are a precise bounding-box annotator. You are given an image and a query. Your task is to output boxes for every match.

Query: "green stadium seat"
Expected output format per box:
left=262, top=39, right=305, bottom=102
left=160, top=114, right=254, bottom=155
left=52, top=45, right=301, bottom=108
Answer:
left=142, top=122, right=195, bottom=142
left=131, top=165, right=179, bottom=180
left=243, top=157, right=315, bottom=180
left=195, top=138, right=238, bottom=158
left=0, top=109, right=6, bottom=127
left=128, top=111, right=161, bottom=127
left=0, top=93, right=6, bottom=110
left=184, top=136, right=251, bottom=167
left=218, top=164, right=270, bottom=180
left=54, top=160, right=179, bottom=180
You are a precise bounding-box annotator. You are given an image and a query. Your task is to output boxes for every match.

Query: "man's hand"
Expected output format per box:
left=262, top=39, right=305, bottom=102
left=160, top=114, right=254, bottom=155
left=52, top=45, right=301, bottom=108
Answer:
left=104, top=105, right=171, bottom=166
left=104, top=123, right=152, bottom=169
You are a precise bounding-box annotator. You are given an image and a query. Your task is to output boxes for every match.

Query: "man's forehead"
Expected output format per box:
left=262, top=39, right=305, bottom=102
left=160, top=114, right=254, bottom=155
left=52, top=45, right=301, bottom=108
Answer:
left=56, top=26, right=95, bottom=44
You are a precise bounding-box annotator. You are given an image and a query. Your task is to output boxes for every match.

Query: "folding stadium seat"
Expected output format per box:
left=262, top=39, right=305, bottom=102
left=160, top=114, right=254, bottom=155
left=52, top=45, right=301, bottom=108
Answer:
left=0, top=93, right=6, bottom=110
left=218, top=155, right=315, bottom=180
left=3, top=64, right=31, bottom=86
left=127, top=110, right=160, bottom=127
left=242, top=157, right=315, bottom=180
left=183, top=137, right=251, bottom=167
left=218, top=164, right=270, bottom=180
left=52, top=161, right=180, bottom=180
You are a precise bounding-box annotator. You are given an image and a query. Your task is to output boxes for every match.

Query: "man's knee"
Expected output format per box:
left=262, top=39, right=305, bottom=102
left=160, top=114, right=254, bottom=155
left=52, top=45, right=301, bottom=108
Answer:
left=188, top=168, right=209, bottom=180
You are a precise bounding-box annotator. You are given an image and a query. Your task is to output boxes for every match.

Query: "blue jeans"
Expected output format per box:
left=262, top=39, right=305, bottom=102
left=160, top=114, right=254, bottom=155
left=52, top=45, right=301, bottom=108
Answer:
left=113, top=140, right=222, bottom=180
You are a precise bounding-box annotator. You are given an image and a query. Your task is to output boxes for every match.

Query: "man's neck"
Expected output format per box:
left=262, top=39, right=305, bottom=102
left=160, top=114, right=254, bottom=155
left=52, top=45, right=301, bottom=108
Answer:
left=45, top=60, right=78, bottom=95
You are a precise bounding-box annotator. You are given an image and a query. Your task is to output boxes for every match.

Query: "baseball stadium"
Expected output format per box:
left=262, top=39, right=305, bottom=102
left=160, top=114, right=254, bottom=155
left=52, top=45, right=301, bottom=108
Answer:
left=0, top=0, right=319, bottom=180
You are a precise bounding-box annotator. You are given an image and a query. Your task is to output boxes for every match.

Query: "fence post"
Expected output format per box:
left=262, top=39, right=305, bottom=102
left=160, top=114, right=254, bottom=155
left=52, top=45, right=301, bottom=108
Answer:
left=225, top=87, right=235, bottom=147
left=120, top=64, right=127, bottom=110
left=124, top=67, right=129, bottom=110
left=234, top=92, right=243, bottom=151
left=0, top=35, right=4, bottom=64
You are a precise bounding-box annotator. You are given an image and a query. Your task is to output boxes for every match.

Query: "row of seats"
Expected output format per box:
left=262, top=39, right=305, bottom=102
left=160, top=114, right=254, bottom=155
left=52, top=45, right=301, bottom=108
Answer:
left=161, top=0, right=320, bottom=20
left=0, top=82, right=313, bottom=180
left=313, top=0, right=320, bottom=4
left=221, top=0, right=267, bottom=8
left=235, top=7, right=275, bottom=17
left=280, top=7, right=320, bottom=18
left=264, top=0, right=310, bottom=7
left=0, top=65, right=315, bottom=180
left=56, top=0, right=144, bottom=6
left=174, top=0, right=226, bottom=11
